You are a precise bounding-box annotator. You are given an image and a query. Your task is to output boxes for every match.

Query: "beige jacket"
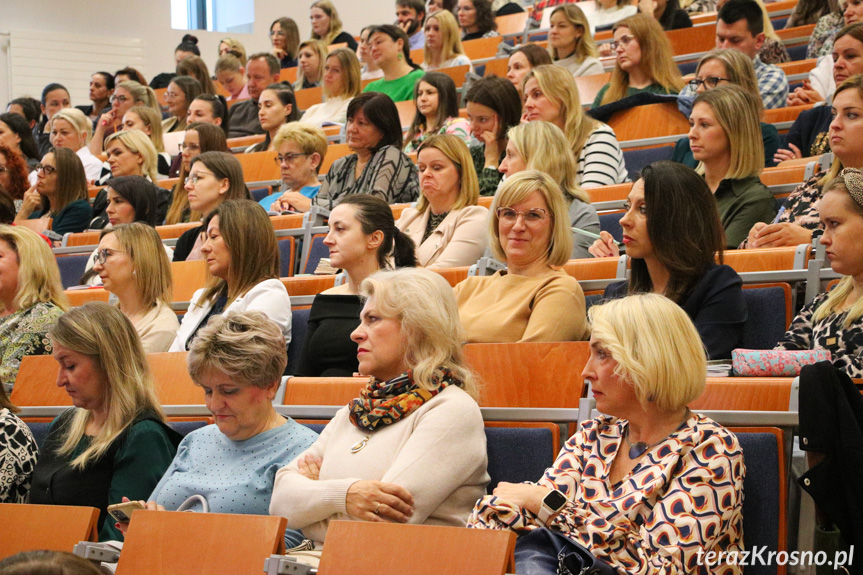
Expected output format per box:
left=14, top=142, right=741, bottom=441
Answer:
left=396, top=205, right=489, bottom=268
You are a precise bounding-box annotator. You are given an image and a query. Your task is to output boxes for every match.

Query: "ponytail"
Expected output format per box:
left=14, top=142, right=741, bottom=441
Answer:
left=392, top=228, right=417, bottom=268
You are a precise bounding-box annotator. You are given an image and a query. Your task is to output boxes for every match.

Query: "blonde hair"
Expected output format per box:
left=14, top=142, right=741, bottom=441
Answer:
left=125, top=106, right=166, bottom=153
left=695, top=49, right=759, bottom=97
left=50, top=108, right=92, bottom=143
left=523, top=65, right=597, bottom=160
left=273, top=123, right=328, bottom=173
left=219, top=37, right=248, bottom=64
left=423, top=10, right=467, bottom=68
left=415, top=134, right=479, bottom=212
left=360, top=268, right=477, bottom=399
left=813, top=177, right=863, bottom=326
left=588, top=293, right=706, bottom=412
left=103, top=223, right=172, bottom=307
left=693, top=85, right=763, bottom=179
left=548, top=5, right=599, bottom=62
left=601, top=15, right=684, bottom=105
left=311, top=0, right=345, bottom=45
left=507, top=121, right=590, bottom=203
left=820, top=76, right=863, bottom=186
left=115, top=81, right=160, bottom=115
left=215, top=53, right=244, bottom=75
left=188, top=311, right=286, bottom=389
left=489, top=170, right=572, bottom=266
left=296, top=40, right=329, bottom=88
left=51, top=302, right=164, bottom=469
left=104, top=130, right=159, bottom=182
left=0, top=225, right=68, bottom=312
left=324, top=48, right=362, bottom=99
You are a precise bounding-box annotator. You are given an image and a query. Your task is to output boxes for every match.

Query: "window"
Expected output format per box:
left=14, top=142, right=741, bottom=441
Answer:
left=171, top=0, right=254, bottom=33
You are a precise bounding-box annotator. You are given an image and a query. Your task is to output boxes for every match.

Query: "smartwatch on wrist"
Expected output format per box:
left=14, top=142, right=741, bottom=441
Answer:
left=537, top=489, right=567, bottom=525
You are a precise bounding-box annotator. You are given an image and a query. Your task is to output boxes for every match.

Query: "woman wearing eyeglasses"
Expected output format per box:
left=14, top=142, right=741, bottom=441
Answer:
left=0, top=225, right=68, bottom=385
left=89, top=81, right=161, bottom=155
left=593, top=15, right=684, bottom=108
left=92, top=223, right=179, bottom=353
left=14, top=148, right=92, bottom=236
left=165, top=124, right=230, bottom=225
left=453, top=171, right=589, bottom=343
left=262, top=124, right=326, bottom=213
left=271, top=17, right=301, bottom=68
left=673, top=49, right=781, bottom=168
left=172, top=152, right=252, bottom=262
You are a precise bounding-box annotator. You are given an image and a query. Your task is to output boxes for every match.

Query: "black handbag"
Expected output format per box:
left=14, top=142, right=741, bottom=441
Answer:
left=515, top=527, right=619, bottom=575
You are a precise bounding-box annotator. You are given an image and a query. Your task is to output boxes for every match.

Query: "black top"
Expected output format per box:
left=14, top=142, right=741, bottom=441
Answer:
left=172, top=224, right=204, bottom=262
left=661, top=8, right=693, bottom=30
left=88, top=181, right=170, bottom=229
left=604, top=263, right=746, bottom=359
left=330, top=31, right=358, bottom=51
left=29, top=409, right=181, bottom=541
left=149, top=72, right=176, bottom=90
left=783, top=104, right=833, bottom=158
left=297, top=294, right=363, bottom=377
left=280, top=56, right=298, bottom=69
left=462, top=30, right=495, bottom=42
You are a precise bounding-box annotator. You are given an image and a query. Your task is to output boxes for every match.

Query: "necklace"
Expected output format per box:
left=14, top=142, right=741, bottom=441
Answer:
left=351, top=434, right=370, bottom=453
left=623, top=409, right=691, bottom=459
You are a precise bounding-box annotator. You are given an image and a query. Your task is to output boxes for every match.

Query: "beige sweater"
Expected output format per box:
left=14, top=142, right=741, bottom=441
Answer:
left=135, top=301, right=180, bottom=353
left=269, top=386, right=489, bottom=544
left=453, top=269, right=589, bottom=343
left=396, top=205, right=489, bottom=268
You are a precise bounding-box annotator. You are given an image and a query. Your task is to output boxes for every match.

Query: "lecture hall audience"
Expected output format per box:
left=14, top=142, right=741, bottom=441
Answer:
left=548, top=5, right=604, bottom=78
left=421, top=10, right=474, bottom=72
left=35, top=84, right=72, bottom=158
left=590, top=161, right=747, bottom=360
left=186, top=95, right=230, bottom=138
left=271, top=17, right=301, bottom=69
left=118, top=106, right=172, bottom=178
left=397, top=135, right=489, bottom=267
left=77, top=71, right=114, bottom=125
left=29, top=302, right=181, bottom=541
left=457, top=0, right=500, bottom=40
left=297, top=195, right=417, bottom=377
left=363, top=25, right=426, bottom=102
left=166, top=123, right=230, bottom=225
left=506, top=44, right=553, bottom=94
left=403, top=71, right=472, bottom=153
left=309, top=0, right=359, bottom=51
left=299, top=48, right=362, bottom=127
left=176, top=56, right=218, bottom=97
left=295, top=40, right=328, bottom=91
left=454, top=170, right=589, bottom=343
left=214, top=54, right=250, bottom=102
left=358, top=26, right=385, bottom=81
left=262, top=123, right=327, bottom=212
left=47, top=108, right=104, bottom=182
left=469, top=293, right=745, bottom=575
left=162, top=76, right=203, bottom=134
left=0, top=225, right=68, bottom=384
left=499, top=121, right=600, bottom=258
left=397, top=0, right=428, bottom=51
left=228, top=53, right=281, bottom=139
left=271, top=267, right=489, bottom=555
left=96, top=130, right=161, bottom=188
left=16, top=147, right=92, bottom=236
left=245, top=83, right=300, bottom=153
left=89, top=80, right=160, bottom=155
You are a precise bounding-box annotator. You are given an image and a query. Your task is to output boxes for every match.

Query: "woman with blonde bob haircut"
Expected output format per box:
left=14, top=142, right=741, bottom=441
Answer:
left=92, top=223, right=179, bottom=353
left=522, top=66, right=627, bottom=188
left=29, top=302, right=180, bottom=541
left=422, top=10, right=473, bottom=71
left=397, top=134, right=489, bottom=267
left=49, top=108, right=103, bottom=181
left=469, top=294, right=744, bottom=575
left=499, top=122, right=600, bottom=258
left=548, top=5, right=603, bottom=78
left=594, top=14, right=684, bottom=107
left=689, top=85, right=775, bottom=247
left=0, top=225, right=69, bottom=384
left=454, top=170, right=588, bottom=343
left=170, top=200, right=290, bottom=352
left=271, top=267, right=488, bottom=552
left=120, top=106, right=171, bottom=177
left=294, top=40, right=329, bottom=90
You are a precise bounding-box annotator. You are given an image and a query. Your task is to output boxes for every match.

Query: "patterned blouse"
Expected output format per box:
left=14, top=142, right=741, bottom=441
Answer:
left=0, top=303, right=64, bottom=385
left=759, top=38, right=790, bottom=66
left=809, top=12, right=844, bottom=59
left=404, top=117, right=472, bottom=154
left=775, top=291, right=863, bottom=377
left=739, top=171, right=825, bottom=248
left=316, top=145, right=420, bottom=210
left=468, top=414, right=746, bottom=575
left=0, top=407, right=39, bottom=503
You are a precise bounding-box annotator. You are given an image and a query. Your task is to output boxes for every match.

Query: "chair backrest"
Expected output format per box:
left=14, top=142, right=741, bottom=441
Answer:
left=277, top=236, right=296, bottom=277
left=464, top=342, right=589, bottom=408
left=303, top=233, right=330, bottom=274
left=149, top=352, right=202, bottom=405
left=155, top=222, right=200, bottom=240
left=226, top=134, right=265, bottom=150
left=171, top=259, right=208, bottom=302
left=249, top=186, right=270, bottom=202
left=280, top=275, right=337, bottom=296
left=321, top=143, right=353, bottom=174
left=431, top=266, right=471, bottom=287
left=396, top=99, right=418, bottom=129
left=295, top=86, right=324, bottom=111
left=496, top=11, right=529, bottom=35
left=462, top=36, right=504, bottom=60
left=729, top=427, right=787, bottom=575
left=56, top=254, right=90, bottom=289
left=281, top=376, right=372, bottom=405
left=598, top=211, right=624, bottom=244
left=667, top=23, right=716, bottom=56
left=484, top=424, right=556, bottom=493
left=562, top=257, right=619, bottom=281
left=760, top=163, right=808, bottom=186
left=167, top=420, right=210, bottom=437
left=115, top=511, right=287, bottom=573
left=606, top=103, right=690, bottom=141
left=235, top=150, right=279, bottom=182
left=764, top=103, right=815, bottom=126
left=0, top=504, right=99, bottom=557
left=64, top=231, right=102, bottom=247
left=722, top=245, right=809, bottom=273
left=437, top=64, right=471, bottom=88
left=316, top=521, right=516, bottom=575
left=575, top=72, right=611, bottom=108
left=482, top=56, right=509, bottom=78
left=271, top=213, right=307, bottom=230
left=12, top=355, right=69, bottom=406
left=279, top=67, right=298, bottom=84
left=586, top=182, right=632, bottom=203
left=286, top=307, right=311, bottom=375
left=690, top=377, right=795, bottom=411
left=65, top=288, right=111, bottom=307
left=740, top=284, right=792, bottom=349
left=622, top=145, right=674, bottom=181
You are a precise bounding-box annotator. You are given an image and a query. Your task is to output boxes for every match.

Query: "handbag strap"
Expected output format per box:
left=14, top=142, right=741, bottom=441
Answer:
left=175, top=494, right=209, bottom=513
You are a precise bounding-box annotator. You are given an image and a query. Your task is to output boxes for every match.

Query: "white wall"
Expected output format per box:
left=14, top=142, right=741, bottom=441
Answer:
left=0, top=0, right=397, bottom=109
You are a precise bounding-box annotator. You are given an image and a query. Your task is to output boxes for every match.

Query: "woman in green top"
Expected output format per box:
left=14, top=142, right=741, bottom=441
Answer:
left=29, top=302, right=180, bottom=541
left=363, top=25, right=425, bottom=102
left=593, top=14, right=684, bottom=108
left=688, top=85, right=776, bottom=248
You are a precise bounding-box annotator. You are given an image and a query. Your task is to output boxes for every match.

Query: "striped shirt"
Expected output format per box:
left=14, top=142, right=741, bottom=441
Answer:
left=576, top=123, right=628, bottom=188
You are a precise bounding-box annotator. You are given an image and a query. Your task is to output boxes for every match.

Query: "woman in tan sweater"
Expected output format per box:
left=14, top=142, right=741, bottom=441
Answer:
left=453, top=170, right=589, bottom=342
